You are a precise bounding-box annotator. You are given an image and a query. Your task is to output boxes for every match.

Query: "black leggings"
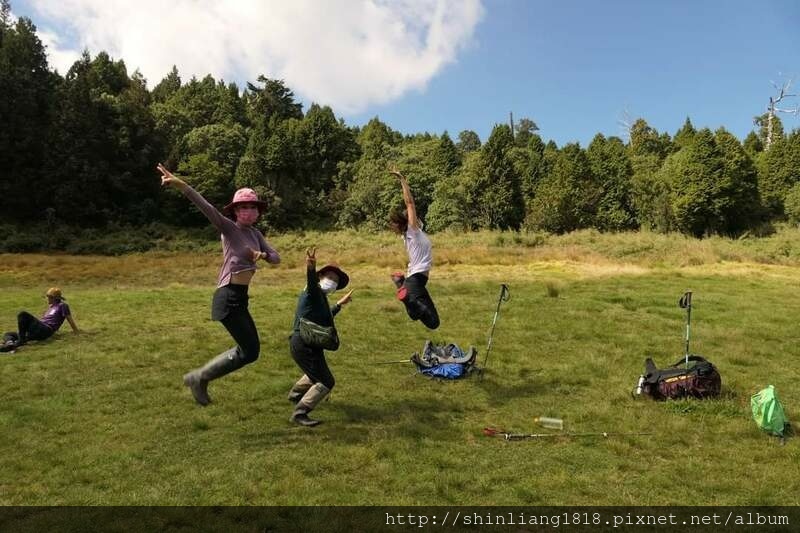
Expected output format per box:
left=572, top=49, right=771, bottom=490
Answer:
left=402, top=273, right=440, bottom=330
left=289, top=333, right=335, bottom=390
left=17, top=311, right=54, bottom=344
left=213, top=285, right=260, bottom=366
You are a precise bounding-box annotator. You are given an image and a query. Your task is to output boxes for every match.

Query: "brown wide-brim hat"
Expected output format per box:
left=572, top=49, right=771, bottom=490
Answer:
left=317, top=264, right=349, bottom=290
left=222, top=187, right=268, bottom=216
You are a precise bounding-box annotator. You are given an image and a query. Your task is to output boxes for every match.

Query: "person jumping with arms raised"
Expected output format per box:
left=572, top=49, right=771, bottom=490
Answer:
left=388, top=166, right=440, bottom=330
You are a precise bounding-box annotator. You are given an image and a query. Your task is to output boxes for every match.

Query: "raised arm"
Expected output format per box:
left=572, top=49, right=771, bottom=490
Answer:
left=157, top=163, right=234, bottom=233
left=388, top=167, right=418, bottom=228
left=305, top=247, right=321, bottom=295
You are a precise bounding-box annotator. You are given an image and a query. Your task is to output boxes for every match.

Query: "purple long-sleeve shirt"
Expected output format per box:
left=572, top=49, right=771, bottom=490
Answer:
left=183, top=186, right=280, bottom=287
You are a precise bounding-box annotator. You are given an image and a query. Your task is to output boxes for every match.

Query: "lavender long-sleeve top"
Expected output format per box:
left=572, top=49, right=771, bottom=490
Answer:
left=183, top=186, right=280, bottom=287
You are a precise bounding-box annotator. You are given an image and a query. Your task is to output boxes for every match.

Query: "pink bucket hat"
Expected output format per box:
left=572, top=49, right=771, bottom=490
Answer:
left=223, top=188, right=268, bottom=215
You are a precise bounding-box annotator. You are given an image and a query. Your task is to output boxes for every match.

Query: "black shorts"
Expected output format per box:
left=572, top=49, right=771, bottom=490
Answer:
left=211, top=284, right=249, bottom=321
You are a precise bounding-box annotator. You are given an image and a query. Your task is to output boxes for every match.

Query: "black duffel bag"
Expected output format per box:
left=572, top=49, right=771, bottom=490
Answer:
left=638, top=355, right=721, bottom=400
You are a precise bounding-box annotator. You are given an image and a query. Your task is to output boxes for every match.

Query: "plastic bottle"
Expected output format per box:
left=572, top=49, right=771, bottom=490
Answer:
left=534, top=416, right=564, bottom=430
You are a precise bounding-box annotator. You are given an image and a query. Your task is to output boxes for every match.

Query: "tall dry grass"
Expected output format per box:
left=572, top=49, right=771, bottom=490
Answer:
left=2, top=226, right=800, bottom=288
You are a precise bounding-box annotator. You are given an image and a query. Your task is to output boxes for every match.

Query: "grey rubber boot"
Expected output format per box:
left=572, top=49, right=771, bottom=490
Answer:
left=288, top=374, right=313, bottom=404
left=290, top=383, right=330, bottom=426
left=183, top=348, right=242, bottom=406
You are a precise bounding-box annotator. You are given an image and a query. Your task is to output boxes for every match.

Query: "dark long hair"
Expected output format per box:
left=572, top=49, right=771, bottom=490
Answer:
left=388, top=208, right=408, bottom=233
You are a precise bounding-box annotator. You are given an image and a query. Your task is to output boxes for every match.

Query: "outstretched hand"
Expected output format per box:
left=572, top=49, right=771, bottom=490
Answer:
left=306, top=247, right=317, bottom=269
left=337, top=289, right=354, bottom=307
left=156, top=163, right=179, bottom=188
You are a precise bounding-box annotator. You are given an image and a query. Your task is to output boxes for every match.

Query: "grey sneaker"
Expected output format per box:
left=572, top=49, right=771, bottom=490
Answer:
left=0, top=342, right=17, bottom=354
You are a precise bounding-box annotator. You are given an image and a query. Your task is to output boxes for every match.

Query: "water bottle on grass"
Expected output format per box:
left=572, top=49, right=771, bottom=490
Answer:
left=535, top=416, right=563, bottom=430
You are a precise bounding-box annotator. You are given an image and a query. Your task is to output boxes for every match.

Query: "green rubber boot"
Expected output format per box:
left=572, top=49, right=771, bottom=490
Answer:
left=183, top=348, right=241, bottom=406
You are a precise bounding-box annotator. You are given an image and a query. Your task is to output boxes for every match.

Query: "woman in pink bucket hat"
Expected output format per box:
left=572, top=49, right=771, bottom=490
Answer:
left=157, top=163, right=280, bottom=406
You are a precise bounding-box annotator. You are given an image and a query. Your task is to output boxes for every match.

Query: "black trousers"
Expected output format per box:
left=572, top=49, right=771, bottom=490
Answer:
left=17, top=311, right=54, bottom=344
left=213, top=284, right=260, bottom=366
left=289, top=333, right=335, bottom=390
left=402, top=273, right=440, bottom=330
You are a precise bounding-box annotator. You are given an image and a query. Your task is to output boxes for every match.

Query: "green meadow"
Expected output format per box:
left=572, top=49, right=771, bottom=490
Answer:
left=1, top=229, right=799, bottom=505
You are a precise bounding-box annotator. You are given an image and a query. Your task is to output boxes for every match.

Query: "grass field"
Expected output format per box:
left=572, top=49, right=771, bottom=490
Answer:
left=1, top=229, right=799, bottom=505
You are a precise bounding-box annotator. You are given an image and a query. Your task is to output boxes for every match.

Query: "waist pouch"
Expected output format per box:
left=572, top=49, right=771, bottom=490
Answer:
left=298, top=318, right=339, bottom=351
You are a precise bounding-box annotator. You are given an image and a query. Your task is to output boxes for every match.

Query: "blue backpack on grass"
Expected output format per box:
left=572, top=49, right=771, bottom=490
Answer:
left=412, top=341, right=478, bottom=379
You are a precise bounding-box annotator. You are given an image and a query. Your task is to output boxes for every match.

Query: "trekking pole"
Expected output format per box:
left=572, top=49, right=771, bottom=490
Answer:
left=479, top=284, right=510, bottom=380
left=376, top=359, right=412, bottom=365
left=679, top=291, right=692, bottom=369
left=483, top=427, right=652, bottom=441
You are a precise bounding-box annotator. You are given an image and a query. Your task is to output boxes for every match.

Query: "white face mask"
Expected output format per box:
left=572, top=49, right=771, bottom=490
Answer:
left=319, top=278, right=338, bottom=295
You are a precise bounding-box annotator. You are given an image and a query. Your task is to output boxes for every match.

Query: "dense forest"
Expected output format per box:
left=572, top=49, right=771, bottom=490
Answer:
left=2, top=4, right=800, bottom=241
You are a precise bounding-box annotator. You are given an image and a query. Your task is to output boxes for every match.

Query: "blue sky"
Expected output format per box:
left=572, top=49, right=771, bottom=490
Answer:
left=346, top=0, right=800, bottom=145
left=12, top=0, right=800, bottom=146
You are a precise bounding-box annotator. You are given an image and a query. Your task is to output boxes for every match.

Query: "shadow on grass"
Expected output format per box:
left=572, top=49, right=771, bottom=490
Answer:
left=238, top=398, right=465, bottom=449
left=477, top=376, right=543, bottom=406
left=469, top=362, right=550, bottom=405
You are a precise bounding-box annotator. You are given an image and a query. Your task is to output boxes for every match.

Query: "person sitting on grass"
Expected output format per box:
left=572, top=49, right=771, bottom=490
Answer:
left=387, top=166, right=440, bottom=330
left=288, top=247, right=353, bottom=427
left=1, top=288, right=80, bottom=353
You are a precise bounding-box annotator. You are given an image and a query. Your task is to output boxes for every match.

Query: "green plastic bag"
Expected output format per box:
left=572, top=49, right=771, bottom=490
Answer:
left=751, top=385, right=788, bottom=437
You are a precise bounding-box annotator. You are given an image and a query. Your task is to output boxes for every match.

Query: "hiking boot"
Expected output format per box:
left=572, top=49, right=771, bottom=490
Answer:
left=289, top=412, right=321, bottom=426
left=291, top=383, right=330, bottom=427
left=391, top=271, right=405, bottom=288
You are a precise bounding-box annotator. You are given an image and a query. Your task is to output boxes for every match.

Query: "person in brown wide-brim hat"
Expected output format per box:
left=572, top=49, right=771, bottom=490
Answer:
left=286, top=248, right=354, bottom=427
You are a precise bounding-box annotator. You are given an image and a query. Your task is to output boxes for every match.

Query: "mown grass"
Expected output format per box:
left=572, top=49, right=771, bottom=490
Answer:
left=0, top=230, right=799, bottom=505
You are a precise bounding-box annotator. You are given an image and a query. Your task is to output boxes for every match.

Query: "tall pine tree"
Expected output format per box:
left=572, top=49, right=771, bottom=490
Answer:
left=0, top=15, right=57, bottom=221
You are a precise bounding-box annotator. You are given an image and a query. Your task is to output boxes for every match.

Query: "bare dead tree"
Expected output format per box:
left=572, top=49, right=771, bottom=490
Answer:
left=762, top=78, right=799, bottom=150
left=617, top=107, right=634, bottom=142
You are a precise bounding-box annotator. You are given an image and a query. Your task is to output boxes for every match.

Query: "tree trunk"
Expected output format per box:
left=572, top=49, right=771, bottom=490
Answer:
left=766, top=98, right=774, bottom=151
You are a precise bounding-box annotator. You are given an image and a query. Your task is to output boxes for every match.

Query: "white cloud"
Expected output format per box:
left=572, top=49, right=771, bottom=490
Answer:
left=27, top=0, right=484, bottom=114
left=36, top=28, right=82, bottom=75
